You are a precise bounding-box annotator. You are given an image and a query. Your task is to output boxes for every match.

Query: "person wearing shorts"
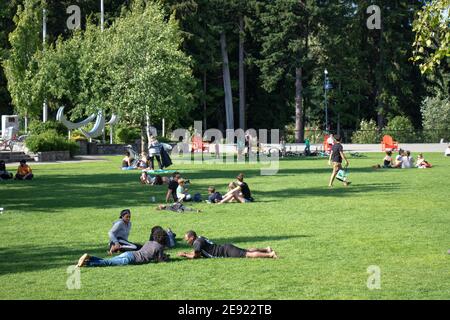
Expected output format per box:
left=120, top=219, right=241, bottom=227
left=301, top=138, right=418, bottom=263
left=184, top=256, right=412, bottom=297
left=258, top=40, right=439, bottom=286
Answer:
left=328, top=134, right=349, bottom=187
left=177, top=230, right=278, bottom=259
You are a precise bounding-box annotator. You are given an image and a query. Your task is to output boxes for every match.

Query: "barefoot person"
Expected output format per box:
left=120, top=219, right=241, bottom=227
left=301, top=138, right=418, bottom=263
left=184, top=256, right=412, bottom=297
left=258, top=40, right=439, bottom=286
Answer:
left=177, top=230, right=277, bottom=259
left=77, top=228, right=169, bottom=268
left=328, top=134, right=349, bottom=187
left=108, top=209, right=142, bottom=255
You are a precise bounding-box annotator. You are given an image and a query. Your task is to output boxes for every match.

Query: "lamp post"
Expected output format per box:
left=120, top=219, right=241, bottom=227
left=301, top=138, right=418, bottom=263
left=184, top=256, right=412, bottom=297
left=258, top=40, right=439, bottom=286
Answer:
left=324, top=69, right=328, bottom=132
left=42, top=8, right=48, bottom=123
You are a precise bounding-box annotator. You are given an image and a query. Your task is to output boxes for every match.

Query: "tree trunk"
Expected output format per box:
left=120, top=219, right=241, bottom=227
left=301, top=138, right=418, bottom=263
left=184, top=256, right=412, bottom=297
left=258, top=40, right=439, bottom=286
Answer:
left=295, top=67, right=304, bottom=143
left=238, top=16, right=246, bottom=131
left=220, top=32, right=234, bottom=130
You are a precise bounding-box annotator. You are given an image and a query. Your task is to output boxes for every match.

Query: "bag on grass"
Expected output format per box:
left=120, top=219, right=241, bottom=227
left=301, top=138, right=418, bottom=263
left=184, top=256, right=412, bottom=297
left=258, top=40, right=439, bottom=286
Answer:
left=336, top=167, right=349, bottom=182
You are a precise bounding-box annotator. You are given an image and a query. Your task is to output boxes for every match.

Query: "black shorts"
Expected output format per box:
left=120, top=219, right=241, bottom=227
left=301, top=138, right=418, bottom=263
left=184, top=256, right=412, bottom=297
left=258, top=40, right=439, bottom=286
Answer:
left=222, top=244, right=247, bottom=258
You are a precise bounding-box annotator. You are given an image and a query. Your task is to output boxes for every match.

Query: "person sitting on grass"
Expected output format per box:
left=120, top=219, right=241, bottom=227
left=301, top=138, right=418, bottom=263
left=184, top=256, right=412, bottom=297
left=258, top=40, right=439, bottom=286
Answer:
left=108, top=209, right=142, bottom=255
left=207, top=186, right=223, bottom=203
left=15, top=159, right=33, bottom=180
left=218, top=182, right=243, bottom=203
left=373, top=151, right=393, bottom=169
left=402, top=150, right=414, bottom=169
left=77, top=228, right=169, bottom=268
left=416, top=153, right=432, bottom=168
left=391, top=149, right=404, bottom=168
left=137, top=152, right=149, bottom=169
left=445, top=144, right=450, bottom=157
left=219, top=173, right=254, bottom=204
left=176, top=178, right=192, bottom=202
left=177, top=230, right=278, bottom=259
left=122, top=151, right=133, bottom=168
left=166, top=173, right=180, bottom=203
left=328, top=135, right=350, bottom=187
left=0, top=160, right=13, bottom=180
left=156, top=203, right=201, bottom=213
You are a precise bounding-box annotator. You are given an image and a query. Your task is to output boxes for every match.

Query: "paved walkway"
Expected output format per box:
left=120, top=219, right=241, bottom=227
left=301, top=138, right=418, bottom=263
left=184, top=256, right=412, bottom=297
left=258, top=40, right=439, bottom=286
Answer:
left=289, top=143, right=449, bottom=153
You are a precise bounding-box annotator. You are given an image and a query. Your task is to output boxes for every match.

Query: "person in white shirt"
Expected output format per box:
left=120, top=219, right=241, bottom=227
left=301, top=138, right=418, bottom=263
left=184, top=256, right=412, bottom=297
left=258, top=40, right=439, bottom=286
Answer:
left=445, top=145, right=450, bottom=157
left=401, top=150, right=413, bottom=168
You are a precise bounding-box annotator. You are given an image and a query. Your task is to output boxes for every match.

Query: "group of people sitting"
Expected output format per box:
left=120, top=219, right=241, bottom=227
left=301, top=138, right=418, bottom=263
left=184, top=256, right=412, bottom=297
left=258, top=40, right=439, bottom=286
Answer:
left=163, top=172, right=254, bottom=206
left=76, top=208, right=277, bottom=268
left=0, top=159, right=34, bottom=181
left=373, top=149, right=432, bottom=169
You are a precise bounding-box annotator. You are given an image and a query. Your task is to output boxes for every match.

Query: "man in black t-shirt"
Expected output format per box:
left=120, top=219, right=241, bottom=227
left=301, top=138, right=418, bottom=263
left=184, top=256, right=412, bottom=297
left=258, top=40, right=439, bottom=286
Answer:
left=328, top=134, right=350, bottom=187
left=166, top=174, right=181, bottom=203
left=177, top=230, right=278, bottom=259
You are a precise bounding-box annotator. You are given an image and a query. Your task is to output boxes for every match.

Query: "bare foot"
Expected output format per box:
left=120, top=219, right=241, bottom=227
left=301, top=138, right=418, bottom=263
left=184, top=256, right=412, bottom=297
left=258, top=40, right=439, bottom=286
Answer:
left=270, top=251, right=278, bottom=259
left=77, top=253, right=90, bottom=268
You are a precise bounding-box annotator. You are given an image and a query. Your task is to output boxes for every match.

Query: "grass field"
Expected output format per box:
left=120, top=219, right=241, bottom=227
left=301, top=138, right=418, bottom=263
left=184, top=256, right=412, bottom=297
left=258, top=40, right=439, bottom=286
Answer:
left=1, top=152, right=449, bottom=300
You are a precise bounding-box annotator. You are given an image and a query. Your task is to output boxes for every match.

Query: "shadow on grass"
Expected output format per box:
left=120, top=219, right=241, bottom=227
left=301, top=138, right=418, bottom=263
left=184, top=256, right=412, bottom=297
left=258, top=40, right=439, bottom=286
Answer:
left=0, top=244, right=107, bottom=275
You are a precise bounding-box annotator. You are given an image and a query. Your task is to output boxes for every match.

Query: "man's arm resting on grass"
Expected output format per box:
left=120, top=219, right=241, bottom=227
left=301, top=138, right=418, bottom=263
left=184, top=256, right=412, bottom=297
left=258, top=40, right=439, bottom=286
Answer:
left=177, top=251, right=201, bottom=259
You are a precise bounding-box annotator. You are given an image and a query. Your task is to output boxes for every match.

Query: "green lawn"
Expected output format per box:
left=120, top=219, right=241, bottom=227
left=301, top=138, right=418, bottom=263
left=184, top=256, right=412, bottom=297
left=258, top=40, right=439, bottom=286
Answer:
left=1, top=153, right=449, bottom=299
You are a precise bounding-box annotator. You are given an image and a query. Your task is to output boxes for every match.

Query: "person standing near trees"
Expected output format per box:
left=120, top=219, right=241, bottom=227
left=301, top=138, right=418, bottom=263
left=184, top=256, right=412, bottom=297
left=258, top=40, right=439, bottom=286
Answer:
left=328, top=135, right=350, bottom=187
left=148, top=136, right=163, bottom=170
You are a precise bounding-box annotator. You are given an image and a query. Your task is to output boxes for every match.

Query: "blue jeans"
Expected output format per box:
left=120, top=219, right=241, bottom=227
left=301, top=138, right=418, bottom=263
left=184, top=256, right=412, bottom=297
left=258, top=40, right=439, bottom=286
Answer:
left=87, top=251, right=136, bottom=267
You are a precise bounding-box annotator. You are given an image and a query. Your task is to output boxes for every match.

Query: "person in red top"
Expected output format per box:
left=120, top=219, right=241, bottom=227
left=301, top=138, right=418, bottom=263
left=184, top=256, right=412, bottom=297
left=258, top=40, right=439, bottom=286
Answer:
left=15, top=159, right=33, bottom=180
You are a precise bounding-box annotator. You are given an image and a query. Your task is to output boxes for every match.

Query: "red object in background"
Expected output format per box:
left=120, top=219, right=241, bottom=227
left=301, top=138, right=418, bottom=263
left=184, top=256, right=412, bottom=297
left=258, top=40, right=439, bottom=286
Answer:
left=381, top=135, right=399, bottom=151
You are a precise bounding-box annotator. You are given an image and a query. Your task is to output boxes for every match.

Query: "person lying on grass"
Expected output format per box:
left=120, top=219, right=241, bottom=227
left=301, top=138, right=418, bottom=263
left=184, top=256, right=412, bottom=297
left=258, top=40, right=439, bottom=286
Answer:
left=77, top=228, right=169, bottom=268
left=156, top=203, right=201, bottom=213
left=328, top=134, right=350, bottom=187
left=177, top=230, right=277, bottom=259
left=140, top=172, right=168, bottom=185
left=108, top=209, right=142, bottom=255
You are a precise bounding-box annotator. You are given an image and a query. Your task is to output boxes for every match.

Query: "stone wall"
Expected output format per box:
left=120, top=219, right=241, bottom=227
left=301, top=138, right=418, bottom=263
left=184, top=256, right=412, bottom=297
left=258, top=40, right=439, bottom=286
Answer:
left=33, top=151, right=71, bottom=162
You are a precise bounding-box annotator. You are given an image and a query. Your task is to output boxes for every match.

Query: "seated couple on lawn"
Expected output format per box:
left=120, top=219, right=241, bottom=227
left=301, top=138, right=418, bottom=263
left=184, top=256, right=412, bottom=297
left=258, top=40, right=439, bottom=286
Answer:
left=207, top=173, right=254, bottom=204
left=107, top=209, right=175, bottom=255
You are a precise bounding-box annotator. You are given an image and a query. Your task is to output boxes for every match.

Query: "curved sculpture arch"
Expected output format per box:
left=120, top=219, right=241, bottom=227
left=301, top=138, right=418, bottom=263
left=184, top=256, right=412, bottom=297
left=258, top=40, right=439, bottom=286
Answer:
left=56, top=106, right=118, bottom=140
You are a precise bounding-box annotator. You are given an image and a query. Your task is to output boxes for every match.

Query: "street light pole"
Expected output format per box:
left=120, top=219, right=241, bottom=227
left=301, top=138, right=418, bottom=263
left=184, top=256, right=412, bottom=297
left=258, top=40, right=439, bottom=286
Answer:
left=100, top=0, right=104, bottom=32
left=324, top=69, right=328, bottom=132
left=42, top=8, right=48, bottom=123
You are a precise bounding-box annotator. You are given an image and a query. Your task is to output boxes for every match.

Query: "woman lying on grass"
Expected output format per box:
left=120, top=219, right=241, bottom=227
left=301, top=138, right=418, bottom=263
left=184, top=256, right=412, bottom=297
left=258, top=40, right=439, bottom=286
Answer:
left=77, top=228, right=169, bottom=268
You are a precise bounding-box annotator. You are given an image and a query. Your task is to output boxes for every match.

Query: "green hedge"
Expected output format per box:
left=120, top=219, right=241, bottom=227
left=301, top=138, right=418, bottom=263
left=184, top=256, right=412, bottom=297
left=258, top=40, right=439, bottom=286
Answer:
left=26, top=130, right=79, bottom=156
left=29, top=120, right=67, bottom=136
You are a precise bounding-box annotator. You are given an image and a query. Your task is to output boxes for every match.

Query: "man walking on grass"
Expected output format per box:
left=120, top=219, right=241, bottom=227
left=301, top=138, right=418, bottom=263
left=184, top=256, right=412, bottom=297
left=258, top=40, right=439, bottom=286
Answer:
left=328, top=134, right=350, bottom=187
left=177, top=230, right=278, bottom=259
